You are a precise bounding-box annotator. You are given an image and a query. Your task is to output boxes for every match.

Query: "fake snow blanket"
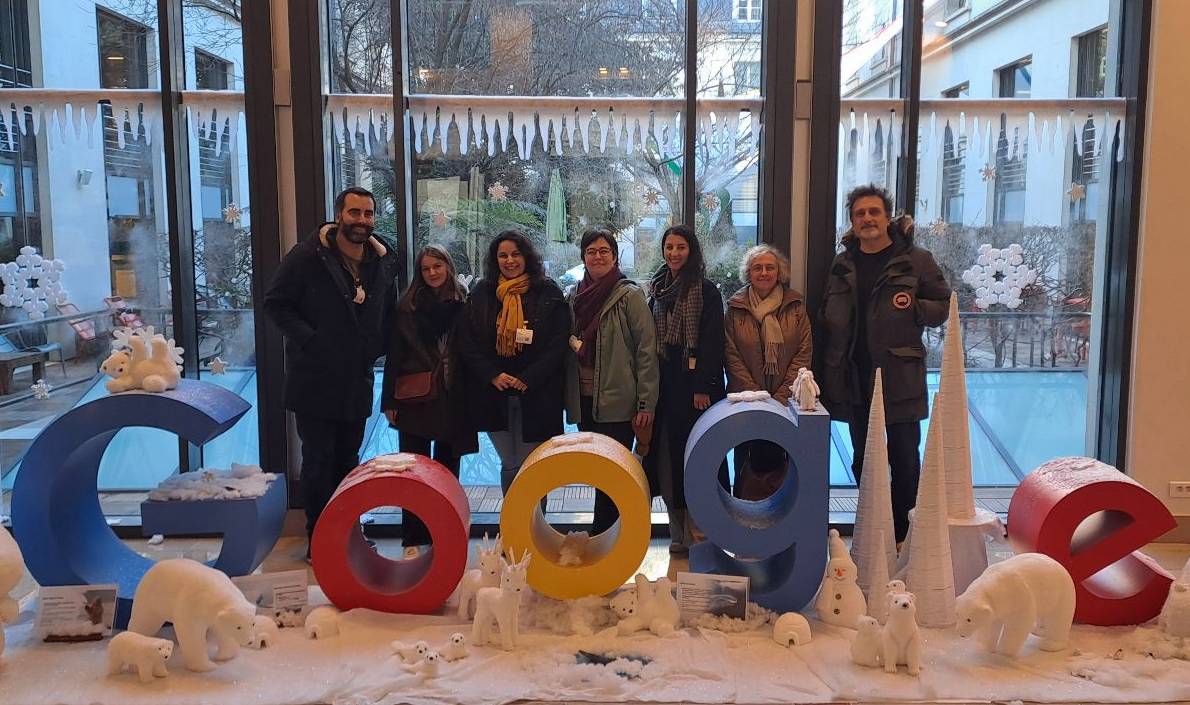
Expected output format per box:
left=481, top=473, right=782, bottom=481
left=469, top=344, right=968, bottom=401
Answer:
left=2, top=604, right=1190, bottom=704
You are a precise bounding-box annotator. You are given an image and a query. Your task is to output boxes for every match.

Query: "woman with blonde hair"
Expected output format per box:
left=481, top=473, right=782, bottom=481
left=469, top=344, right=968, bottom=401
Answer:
left=723, top=244, right=812, bottom=498
left=382, top=244, right=477, bottom=556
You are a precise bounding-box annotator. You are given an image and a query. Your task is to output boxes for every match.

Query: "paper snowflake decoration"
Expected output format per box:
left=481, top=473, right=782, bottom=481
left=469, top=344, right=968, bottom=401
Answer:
left=431, top=210, right=449, bottom=227
left=1068, top=182, right=1087, bottom=201
left=961, top=243, right=1037, bottom=309
left=207, top=357, right=227, bottom=375
left=112, top=326, right=184, bottom=370
left=222, top=202, right=243, bottom=224
left=487, top=182, right=509, bottom=202
left=0, top=246, right=69, bottom=320
left=979, top=164, right=997, bottom=182
left=700, top=193, right=721, bottom=211
left=31, top=378, right=52, bottom=400
left=643, top=189, right=661, bottom=207
left=927, top=218, right=948, bottom=236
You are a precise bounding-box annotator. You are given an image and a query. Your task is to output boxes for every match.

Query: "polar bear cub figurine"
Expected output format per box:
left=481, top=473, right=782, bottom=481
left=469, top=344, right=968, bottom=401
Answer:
left=610, top=574, right=680, bottom=636
left=127, top=559, right=255, bottom=672
left=955, top=552, right=1076, bottom=658
left=882, top=592, right=922, bottom=675
left=850, top=615, right=883, bottom=668
left=107, top=631, right=174, bottom=683
left=772, top=612, right=812, bottom=646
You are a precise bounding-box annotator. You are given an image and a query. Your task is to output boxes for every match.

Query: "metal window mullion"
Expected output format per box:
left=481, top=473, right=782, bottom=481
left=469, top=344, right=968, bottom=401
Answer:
left=897, top=0, right=923, bottom=215
left=683, top=0, right=697, bottom=228
left=157, top=0, right=200, bottom=472
left=392, top=1, right=412, bottom=289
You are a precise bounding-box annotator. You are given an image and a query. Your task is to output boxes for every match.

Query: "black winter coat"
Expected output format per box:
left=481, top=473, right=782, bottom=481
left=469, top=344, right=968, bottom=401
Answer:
left=380, top=292, right=479, bottom=455
left=455, top=278, right=570, bottom=443
left=263, top=224, right=400, bottom=421
left=815, top=227, right=950, bottom=424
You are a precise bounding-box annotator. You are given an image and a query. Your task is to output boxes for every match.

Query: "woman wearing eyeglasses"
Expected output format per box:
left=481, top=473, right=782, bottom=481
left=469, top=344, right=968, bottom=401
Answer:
left=564, top=226, right=659, bottom=535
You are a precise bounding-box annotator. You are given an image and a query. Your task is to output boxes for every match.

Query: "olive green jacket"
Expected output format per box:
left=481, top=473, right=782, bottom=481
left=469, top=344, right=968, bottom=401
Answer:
left=565, top=279, right=660, bottom=423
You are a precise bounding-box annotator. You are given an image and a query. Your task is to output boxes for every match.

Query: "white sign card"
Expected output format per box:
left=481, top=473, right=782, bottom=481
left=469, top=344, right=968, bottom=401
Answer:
left=232, top=570, right=309, bottom=615
left=36, top=584, right=118, bottom=642
left=676, top=572, right=749, bottom=622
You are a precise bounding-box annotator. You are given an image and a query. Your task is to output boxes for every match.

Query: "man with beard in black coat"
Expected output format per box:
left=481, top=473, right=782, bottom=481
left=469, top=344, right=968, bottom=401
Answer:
left=263, top=187, right=400, bottom=559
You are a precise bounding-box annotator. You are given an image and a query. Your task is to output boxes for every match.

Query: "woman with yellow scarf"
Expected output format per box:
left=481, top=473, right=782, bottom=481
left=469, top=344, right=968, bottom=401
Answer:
left=457, top=230, right=571, bottom=493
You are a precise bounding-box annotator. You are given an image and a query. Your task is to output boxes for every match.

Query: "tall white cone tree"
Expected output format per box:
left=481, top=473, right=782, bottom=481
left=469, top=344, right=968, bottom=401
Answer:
left=940, top=293, right=976, bottom=521
left=850, top=369, right=897, bottom=597
left=863, top=528, right=892, bottom=623
left=902, top=393, right=956, bottom=628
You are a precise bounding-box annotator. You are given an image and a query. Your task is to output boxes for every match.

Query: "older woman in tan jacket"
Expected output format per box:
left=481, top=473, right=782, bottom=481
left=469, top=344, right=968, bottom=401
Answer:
left=723, top=244, right=813, bottom=498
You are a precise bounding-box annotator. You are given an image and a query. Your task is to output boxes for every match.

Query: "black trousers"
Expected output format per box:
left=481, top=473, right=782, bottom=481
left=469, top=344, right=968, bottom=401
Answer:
left=295, top=414, right=367, bottom=539
left=847, top=405, right=921, bottom=543
left=578, top=396, right=636, bottom=536
left=398, top=432, right=461, bottom=547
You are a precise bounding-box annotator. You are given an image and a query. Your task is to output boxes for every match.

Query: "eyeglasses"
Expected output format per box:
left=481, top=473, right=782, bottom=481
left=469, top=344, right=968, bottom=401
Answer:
left=584, top=248, right=614, bottom=258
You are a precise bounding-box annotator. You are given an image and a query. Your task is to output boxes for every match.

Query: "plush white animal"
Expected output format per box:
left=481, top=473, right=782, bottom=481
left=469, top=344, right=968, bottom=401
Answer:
left=877, top=579, right=907, bottom=625
left=101, top=332, right=181, bottom=393
left=401, top=650, right=442, bottom=680
left=558, top=531, right=590, bottom=567
left=882, top=592, right=922, bottom=675
left=473, top=550, right=531, bottom=650
left=249, top=615, right=279, bottom=649
left=391, top=639, right=430, bottom=662
left=304, top=605, right=341, bottom=640
left=815, top=530, right=867, bottom=628
left=457, top=534, right=504, bottom=619
left=1, top=527, right=25, bottom=659
left=772, top=612, right=812, bottom=646
left=610, top=573, right=680, bottom=637
left=440, top=632, right=468, bottom=662
left=127, top=558, right=256, bottom=672
left=851, top=615, right=883, bottom=668
left=955, top=552, right=1076, bottom=658
left=107, top=631, right=174, bottom=683
left=790, top=367, right=820, bottom=411
left=1158, top=563, right=1190, bottom=638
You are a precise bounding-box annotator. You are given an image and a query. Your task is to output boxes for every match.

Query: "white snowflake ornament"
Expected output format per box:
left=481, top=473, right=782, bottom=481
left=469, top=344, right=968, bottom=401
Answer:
left=31, top=378, right=52, bottom=400
left=487, top=182, right=509, bottom=202
left=961, top=244, right=1036, bottom=309
left=0, top=246, right=69, bottom=320
left=222, top=202, right=243, bottom=224
left=979, top=164, right=996, bottom=182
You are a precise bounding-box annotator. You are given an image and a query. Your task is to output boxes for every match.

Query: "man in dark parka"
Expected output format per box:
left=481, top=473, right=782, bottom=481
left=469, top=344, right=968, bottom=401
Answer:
left=816, top=184, right=951, bottom=545
left=263, top=187, right=400, bottom=553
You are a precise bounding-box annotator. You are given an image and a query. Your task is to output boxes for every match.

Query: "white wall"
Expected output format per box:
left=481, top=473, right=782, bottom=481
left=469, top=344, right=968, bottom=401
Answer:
left=1128, top=0, right=1190, bottom=520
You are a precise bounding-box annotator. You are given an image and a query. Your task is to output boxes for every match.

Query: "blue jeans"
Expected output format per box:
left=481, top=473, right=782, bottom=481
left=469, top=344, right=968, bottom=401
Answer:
left=487, top=397, right=540, bottom=494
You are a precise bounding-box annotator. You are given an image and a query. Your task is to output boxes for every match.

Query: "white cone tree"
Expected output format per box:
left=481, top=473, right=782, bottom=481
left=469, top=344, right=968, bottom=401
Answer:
left=902, top=393, right=956, bottom=628
left=850, top=369, right=897, bottom=597
left=940, top=293, right=976, bottom=521
left=863, top=528, right=892, bottom=623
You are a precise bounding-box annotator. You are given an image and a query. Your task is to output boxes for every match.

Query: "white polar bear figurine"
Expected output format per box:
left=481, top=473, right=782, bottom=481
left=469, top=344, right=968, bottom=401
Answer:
left=772, top=612, right=812, bottom=646
left=304, top=605, right=341, bottom=640
left=249, top=615, right=279, bottom=649
left=851, top=615, right=883, bottom=668
left=101, top=332, right=181, bottom=394
left=107, top=631, right=174, bottom=683
left=955, top=552, right=1076, bottom=658
left=1, top=526, right=26, bottom=659
left=610, top=573, right=680, bottom=637
left=882, top=592, right=922, bottom=675
left=127, top=558, right=256, bottom=672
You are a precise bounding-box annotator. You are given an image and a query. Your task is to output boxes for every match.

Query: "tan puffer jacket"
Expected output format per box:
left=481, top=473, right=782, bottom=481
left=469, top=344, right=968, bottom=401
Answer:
left=724, top=285, right=813, bottom=405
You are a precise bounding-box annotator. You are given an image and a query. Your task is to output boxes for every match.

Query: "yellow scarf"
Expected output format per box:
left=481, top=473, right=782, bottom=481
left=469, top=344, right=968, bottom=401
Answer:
left=495, top=274, right=531, bottom=357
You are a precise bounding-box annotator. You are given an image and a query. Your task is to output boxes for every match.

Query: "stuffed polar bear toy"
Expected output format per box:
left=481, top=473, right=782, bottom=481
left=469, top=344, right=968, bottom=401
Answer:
left=955, top=552, right=1076, bottom=658
left=127, top=559, right=256, bottom=672
left=1, top=527, right=27, bottom=659
left=851, top=615, right=883, bottom=668
left=610, top=573, right=680, bottom=637
left=107, top=631, right=174, bottom=683
left=101, top=332, right=181, bottom=394
left=882, top=592, right=921, bottom=675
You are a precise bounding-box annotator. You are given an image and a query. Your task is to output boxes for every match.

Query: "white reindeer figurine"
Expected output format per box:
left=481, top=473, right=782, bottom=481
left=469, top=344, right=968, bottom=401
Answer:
left=790, top=367, right=820, bottom=412
left=472, top=550, right=531, bottom=651
left=457, top=534, right=504, bottom=619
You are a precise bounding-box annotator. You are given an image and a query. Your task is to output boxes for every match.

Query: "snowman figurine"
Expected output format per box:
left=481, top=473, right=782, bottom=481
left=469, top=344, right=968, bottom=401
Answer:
left=814, top=529, right=867, bottom=628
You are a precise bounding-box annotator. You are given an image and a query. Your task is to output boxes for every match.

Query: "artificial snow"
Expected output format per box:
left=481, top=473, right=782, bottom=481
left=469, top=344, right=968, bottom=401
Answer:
left=2, top=587, right=1190, bottom=704
left=146, top=464, right=277, bottom=502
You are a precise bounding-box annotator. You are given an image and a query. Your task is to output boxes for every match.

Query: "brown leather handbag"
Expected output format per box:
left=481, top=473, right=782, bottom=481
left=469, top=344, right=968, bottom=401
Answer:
left=394, top=368, right=438, bottom=402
